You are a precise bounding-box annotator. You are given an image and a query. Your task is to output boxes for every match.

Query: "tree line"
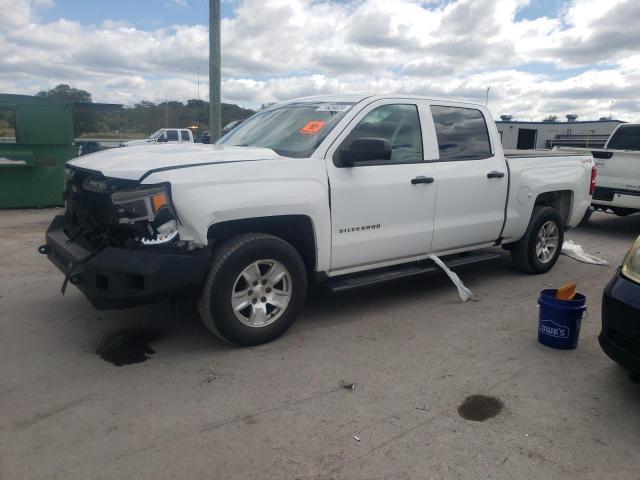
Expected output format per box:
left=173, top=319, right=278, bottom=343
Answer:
left=1, top=84, right=256, bottom=138
left=91, top=99, right=256, bottom=138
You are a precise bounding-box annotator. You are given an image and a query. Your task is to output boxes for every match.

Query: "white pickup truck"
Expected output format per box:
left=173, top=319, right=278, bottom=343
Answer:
left=42, top=95, right=595, bottom=345
left=121, top=128, right=194, bottom=147
left=568, top=124, right=640, bottom=220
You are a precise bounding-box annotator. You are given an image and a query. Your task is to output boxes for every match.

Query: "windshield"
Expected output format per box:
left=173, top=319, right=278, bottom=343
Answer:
left=218, top=102, right=355, bottom=158
left=148, top=129, right=164, bottom=140
left=607, top=125, right=640, bottom=151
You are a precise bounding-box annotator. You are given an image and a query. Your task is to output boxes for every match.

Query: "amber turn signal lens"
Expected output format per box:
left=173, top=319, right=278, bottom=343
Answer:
left=151, top=192, right=169, bottom=213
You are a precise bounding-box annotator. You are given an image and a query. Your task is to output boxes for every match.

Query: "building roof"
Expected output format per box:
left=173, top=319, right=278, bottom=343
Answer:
left=495, top=119, right=625, bottom=125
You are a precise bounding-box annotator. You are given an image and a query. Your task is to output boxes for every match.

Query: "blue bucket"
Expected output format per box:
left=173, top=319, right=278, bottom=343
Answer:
left=538, top=289, right=587, bottom=350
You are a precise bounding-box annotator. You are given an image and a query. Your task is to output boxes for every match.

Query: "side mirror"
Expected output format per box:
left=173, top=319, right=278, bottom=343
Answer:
left=339, top=137, right=392, bottom=165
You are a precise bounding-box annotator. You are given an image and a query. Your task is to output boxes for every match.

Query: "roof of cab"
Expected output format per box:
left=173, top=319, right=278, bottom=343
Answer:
left=272, top=94, right=484, bottom=109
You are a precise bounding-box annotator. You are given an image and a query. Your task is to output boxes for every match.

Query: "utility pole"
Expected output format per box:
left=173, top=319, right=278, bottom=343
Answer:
left=485, top=86, right=491, bottom=106
left=197, top=65, right=200, bottom=100
left=209, top=0, right=221, bottom=141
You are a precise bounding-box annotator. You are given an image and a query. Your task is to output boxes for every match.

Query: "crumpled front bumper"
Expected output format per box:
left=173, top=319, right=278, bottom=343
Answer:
left=42, top=215, right=210, bottom=310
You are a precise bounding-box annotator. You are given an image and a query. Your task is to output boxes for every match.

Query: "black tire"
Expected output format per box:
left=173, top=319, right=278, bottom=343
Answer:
left=198, top=233, right=308, bottom=346
left=510, top=206, right=564, bottom=274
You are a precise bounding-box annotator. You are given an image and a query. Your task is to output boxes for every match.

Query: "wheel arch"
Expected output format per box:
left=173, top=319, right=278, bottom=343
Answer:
left=534, top=190, right=574, bottom=226
left=206, top=215, right=318, bottom=278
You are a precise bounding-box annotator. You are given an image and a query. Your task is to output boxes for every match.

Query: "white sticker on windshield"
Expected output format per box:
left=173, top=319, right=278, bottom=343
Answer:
left=316, top=104, right=352, bottom=112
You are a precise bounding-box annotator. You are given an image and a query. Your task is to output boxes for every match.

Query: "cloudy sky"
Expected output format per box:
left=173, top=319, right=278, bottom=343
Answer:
left=0, top=0, right=638, bottom=121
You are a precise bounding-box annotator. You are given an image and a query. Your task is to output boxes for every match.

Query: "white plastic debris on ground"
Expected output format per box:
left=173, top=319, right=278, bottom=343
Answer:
left=561, top=240, right=609, bottom=266
left=428, top=254, right=478, bottom=302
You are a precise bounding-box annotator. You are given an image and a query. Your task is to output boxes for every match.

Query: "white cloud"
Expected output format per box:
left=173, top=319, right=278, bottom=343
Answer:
left=0, top=0, right=639, bottom=122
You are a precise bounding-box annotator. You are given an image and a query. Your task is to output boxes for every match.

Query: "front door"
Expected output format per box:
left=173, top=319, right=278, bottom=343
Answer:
left=428, top=104, right=508, bottom=252
left=326, top=100, right=437, bottom=271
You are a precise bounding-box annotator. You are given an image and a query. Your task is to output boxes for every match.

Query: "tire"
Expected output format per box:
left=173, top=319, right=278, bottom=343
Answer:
left=510, top=206, right=564, bottom=274
left=198, top=233, right=308, bottom=346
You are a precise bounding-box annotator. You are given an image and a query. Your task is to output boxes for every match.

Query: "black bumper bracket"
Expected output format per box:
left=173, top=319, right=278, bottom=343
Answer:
left=44, top=215, right=211, bottom=310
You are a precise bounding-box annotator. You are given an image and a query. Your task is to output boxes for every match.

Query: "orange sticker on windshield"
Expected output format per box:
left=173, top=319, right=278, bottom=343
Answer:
left=300, top=120, right=326, bottom=134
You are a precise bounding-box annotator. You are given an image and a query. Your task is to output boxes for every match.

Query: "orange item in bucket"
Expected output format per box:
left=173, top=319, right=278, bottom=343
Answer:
left=556, top=282, right=577, bottom=300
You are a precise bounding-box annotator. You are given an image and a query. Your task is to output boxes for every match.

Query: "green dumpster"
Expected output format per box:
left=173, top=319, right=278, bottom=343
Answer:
left=0, top=94, right=76, bottom=208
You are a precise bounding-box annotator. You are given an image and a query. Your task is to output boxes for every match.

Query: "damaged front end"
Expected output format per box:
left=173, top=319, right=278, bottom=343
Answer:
left=41, top=166, right=210, bottom=310
left=63, top=167, right=180, bottom=249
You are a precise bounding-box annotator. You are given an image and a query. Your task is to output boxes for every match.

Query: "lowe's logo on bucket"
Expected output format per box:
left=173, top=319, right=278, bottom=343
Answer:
left=539, top=319, right=570, bottom=338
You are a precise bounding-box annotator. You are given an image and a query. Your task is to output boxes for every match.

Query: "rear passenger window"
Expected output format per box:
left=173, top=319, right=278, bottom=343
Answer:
left=430, top=106, right=492, bottom=161
left=607, top=125, right=640, bottom=151
left=166, top=130, right=179, bottom=141
left=181, top=130, right=190, bottom=141
left=345, top=104, right=423, bottom=164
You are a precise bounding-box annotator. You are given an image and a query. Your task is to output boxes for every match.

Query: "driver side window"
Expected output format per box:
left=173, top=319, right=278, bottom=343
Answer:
left=345, top=104, right=423, bottom=164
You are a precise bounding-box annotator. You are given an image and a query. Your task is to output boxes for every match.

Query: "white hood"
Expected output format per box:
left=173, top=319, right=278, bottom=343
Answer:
left=121, top=139, right=155, bottom=147
left=68, top=143, right=280, bottom=180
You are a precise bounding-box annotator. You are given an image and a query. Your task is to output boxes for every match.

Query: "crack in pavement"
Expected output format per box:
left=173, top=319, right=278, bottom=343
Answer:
left=9, top=394, right=93, bottom=431
left=113, top=386, right=344, bottom=462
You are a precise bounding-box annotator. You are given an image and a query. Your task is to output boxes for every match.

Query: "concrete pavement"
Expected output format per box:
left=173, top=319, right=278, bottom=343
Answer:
left=1, top=209, right=639, bottom=480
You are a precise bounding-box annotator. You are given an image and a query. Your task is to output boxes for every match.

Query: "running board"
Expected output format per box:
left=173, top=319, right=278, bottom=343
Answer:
left=326, top=251, right=501, bottom=293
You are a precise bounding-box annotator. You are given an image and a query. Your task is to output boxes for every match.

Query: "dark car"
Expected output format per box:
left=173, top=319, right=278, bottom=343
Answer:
left=199, top=130, right=211, bottom=144
left=75, top=140, right=104, bottom=156
left=599, top=235, right=640, bottom=378
left=199, top=120, right=244, bottom=144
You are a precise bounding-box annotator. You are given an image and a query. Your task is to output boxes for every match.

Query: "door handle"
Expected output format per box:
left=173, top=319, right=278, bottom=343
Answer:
left=487, top=171, right=505, bottom=179
left=411, top=176, right=434, bottom=185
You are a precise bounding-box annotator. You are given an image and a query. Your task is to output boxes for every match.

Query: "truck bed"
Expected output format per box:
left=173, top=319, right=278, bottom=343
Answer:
left=504, top=149, right=586, bottom=158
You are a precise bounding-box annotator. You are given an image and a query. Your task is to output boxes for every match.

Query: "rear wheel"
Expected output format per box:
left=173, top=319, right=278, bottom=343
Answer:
left=510, top=206, right=564, bottom=274
left=198, top=233, right=308, bottom=346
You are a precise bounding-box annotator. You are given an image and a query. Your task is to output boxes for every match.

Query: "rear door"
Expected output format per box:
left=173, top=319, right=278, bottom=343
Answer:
left=428, top=104, right=508, bottom=252
left=326, top=99, right=438, bottom=271
left=180, top=130, right=191, bottom=143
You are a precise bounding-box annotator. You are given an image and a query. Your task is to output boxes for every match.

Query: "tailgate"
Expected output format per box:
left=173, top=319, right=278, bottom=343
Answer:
left=592, top=150, right=640, bottom=193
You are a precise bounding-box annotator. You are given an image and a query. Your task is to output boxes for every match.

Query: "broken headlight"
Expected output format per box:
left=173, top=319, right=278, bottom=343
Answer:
left=621, top=236, right=640, bottom=284
left=64, top=166, right=76, bottom=182
left=111, top=185, right=179, bottom=245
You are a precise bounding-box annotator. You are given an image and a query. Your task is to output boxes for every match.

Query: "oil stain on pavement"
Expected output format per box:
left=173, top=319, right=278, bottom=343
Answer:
left=95, top=328, right=164, bottom=366
left=458, top=395, right=504, bottom=421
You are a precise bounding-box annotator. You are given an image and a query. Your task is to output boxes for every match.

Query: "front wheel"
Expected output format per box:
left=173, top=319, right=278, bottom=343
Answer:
left=198, top=233, right=308, bottom=346
left=510, top=206, right=564, bottom=274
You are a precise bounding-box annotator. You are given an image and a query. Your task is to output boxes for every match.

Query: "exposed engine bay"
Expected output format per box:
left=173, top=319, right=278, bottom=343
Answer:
left=63, top=166, right=180, bottom=251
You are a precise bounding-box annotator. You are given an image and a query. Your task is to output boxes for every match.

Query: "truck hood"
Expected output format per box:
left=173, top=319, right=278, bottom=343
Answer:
left=68, top=144, right=280, bottom=181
